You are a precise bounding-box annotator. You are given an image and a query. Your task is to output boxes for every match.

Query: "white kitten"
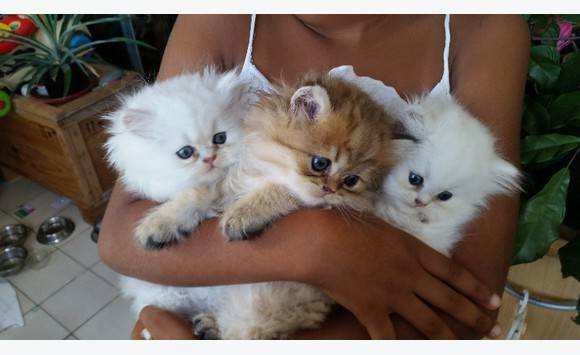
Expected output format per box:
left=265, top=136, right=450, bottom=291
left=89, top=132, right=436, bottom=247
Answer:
left=105, top=68, right=247, bottom=248
left=376, top=93, right=521, bottom=256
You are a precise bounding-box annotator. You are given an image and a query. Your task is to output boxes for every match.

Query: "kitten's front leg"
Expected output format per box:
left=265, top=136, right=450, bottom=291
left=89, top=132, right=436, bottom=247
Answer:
left=221, top=183, right=299, bottom=241
left=135, top=186, right=215, bottom=249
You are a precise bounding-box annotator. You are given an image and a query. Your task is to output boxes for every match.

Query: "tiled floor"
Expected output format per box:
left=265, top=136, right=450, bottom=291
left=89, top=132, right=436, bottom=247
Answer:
left=0, top=177, right=135, bottom=340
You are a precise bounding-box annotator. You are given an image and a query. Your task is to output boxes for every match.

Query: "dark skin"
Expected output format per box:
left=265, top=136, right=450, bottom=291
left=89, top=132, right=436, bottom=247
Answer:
left=99, top=15, right=530, bottom=340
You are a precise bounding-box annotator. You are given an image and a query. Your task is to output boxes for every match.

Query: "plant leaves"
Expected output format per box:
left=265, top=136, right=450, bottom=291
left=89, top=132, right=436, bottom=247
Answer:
left=560, top=15, right=580, bottom=25
left=528, top=45, right=561, bottom=91
left=522, top=97, right=551, bottom=134
left=548, top=91, right=580, bottom=129
left=521, top=134, right=580, bottom=165
left=512, top=168, right=570, bottom=265
left=558, top=237, right=580, bottom=281
left=557, top=52, right=580, bottom=93
left=541, top=22, right=560, bottom=47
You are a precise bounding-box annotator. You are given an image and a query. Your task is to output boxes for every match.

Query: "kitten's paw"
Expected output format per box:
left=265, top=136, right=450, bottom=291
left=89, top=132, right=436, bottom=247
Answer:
left=220, top=208, right=273, bottom=241
left=192, top=313, right=220, bottom=340
left=135, top=211, right=198, bottom=250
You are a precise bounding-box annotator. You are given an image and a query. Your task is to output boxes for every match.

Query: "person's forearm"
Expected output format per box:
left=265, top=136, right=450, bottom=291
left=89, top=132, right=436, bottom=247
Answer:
left=98, top=182, right=330, bottom=287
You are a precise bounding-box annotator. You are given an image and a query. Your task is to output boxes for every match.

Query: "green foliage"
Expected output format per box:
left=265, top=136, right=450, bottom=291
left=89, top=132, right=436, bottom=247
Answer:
left=515, top=15, right=580, bottom=315
left=0, top=15, right=153, bottom=97
left=558, top=237, right=580, bottom=280
left=513, top=168, right=570, bottom=264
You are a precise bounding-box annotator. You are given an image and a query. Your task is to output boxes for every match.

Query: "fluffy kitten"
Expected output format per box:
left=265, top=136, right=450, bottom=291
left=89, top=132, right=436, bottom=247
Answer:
left=105, top=68, right=248, bottom=249
left=115, top=73, right=397, bottom=340
left=376, top=93, right=521, bottom=256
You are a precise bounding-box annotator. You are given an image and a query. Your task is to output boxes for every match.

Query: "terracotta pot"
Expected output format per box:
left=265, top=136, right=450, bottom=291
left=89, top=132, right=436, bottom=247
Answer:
left=29, top=76, right=98, bottom=106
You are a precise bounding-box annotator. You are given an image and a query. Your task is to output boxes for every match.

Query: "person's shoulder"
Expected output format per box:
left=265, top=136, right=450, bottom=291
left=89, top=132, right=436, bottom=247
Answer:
left=452, top=15, right=530, bottom=51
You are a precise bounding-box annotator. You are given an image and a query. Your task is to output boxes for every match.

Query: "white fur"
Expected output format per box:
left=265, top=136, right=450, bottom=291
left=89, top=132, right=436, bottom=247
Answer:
left=109, top=70, right=332, bottom=339
left=376, top=94, right=521, bottom=256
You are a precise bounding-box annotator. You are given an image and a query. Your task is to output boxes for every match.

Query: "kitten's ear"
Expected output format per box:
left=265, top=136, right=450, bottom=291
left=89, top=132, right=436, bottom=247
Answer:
left=492, top=158, right=522, bottom=193
left=121, top=108, right=155, bottom=139
left=289, top=85, right=331, bottom=121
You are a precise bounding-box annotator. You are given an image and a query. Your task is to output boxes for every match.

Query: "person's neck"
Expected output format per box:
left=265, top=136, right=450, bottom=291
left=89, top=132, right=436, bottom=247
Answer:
left=293, top=15, right=416, bottom=43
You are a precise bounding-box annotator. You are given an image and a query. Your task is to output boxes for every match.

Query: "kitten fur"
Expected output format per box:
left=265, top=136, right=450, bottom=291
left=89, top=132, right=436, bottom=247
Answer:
left=113, top=72, right=397, bottom=339
left=376, top=93, right=521, bottom=256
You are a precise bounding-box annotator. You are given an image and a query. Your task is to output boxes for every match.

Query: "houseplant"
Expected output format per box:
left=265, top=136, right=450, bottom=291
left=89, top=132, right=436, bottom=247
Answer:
left=513, top=14, right=580, bottom=323
left=0, top=15, right=152, bottom=102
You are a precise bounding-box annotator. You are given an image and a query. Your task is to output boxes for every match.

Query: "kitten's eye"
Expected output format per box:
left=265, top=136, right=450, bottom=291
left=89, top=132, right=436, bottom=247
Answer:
left=212, top=131, right=227, bottom=145
left=437, top=191, right=453, bottom=201
left=176, top=145, right=195, bottom=159
left=343, top=175, right=360, bottom=188
left=408, top=172, right=424, bottom=186
left=311, top=156, right=331, bottom=172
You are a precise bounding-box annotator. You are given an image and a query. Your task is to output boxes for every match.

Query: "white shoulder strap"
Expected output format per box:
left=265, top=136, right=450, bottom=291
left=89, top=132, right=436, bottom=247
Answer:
left=243, top=14, right=257, bottom=67
left=440, top=14, right=451, bottom=93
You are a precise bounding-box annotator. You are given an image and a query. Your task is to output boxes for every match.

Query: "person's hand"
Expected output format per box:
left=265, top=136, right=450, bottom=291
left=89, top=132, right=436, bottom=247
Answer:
left=304, top=212, right=502, bottom=340
left=131, top=306, right=197, bottom=340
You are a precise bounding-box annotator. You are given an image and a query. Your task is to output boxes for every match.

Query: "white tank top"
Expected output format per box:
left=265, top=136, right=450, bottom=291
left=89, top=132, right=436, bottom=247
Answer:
left=240, top=14, right=452, bottom=99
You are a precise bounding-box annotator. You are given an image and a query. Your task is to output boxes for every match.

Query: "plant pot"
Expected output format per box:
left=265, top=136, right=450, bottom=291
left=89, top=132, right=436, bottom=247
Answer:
left=497, top=238, right=580, bottom=339
left=29, top=64, right=98, bottom=105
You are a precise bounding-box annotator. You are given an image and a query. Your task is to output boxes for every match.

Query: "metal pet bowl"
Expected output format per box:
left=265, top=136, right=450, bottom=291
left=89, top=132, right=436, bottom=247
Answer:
left=0, top=245, right=28, bottom=277
left=0, top=224, right=29, bottom=247
left=37, top=216, right=75, bottom=245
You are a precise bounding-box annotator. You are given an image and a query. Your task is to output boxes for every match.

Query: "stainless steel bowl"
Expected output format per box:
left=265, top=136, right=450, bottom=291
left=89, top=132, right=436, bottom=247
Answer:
left=0, top=224, right=29, bottom=247
left=36, top=216, right=75, bottom=245
left=0, top=245, right=28, bottom=277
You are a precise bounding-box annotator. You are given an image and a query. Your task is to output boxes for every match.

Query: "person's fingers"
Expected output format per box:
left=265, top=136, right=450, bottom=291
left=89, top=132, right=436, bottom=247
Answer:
left=396, top=297, right=457, bottom=340
left=131, top=318, right=146, bottom=340
left=414, top=275, right=497, bottom=336
left=360, top=312, right=396, bottom=339
left=139, top=305, right=196, bottom=340
left=418, top=249, right=501, bottom=310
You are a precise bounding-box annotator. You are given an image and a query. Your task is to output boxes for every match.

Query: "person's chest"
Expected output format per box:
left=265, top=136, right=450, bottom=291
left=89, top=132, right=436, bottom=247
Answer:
left=248, top=15, right=450, bottom=98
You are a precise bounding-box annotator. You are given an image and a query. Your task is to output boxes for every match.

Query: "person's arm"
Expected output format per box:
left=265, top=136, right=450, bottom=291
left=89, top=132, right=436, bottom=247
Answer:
left=98, top=15, right=502, bottom=339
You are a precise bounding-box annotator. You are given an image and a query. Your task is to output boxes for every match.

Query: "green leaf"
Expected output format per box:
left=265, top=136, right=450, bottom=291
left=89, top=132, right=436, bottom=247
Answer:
left=512, top=168, right=570, bottom=264
left=557, top=52, right=580, bottom=93
left=548, top=91, right=580, bottom=129
left=560, top=15, right=580, bottom=25
left=0, top=29, right=55, bottom=57
left=541, top=22, right=560, bottom=47
left=522, top=97, right=551, bottom=134
left=529, top=15, right=550, bottom=29
left=559, top=237, right=580, bottom=281
left=521, top=134, right=580, bottom=165
left=529, top=45, right=561, bottom=91
left=61, top=64, right=72, bottom=97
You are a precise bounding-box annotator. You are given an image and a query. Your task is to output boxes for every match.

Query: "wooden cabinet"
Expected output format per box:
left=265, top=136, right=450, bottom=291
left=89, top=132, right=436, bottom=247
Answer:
left=0, top=71, right=140, bottom=224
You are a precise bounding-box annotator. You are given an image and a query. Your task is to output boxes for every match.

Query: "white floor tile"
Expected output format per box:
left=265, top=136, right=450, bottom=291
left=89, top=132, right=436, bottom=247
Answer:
left=0, top=177, right=47, bottom=215
left=12, top=190, right=70, bottom=229
left=59, top=228, right=99, bottom=268
left=0, top=210, right=19, bottom=228
left=15, top=288, right=36, bottom=314
left=42, top=270, right=118, bottom=332
left=0, top=307, right=68, bottom=340
left=7, top=250, right=85, bottom=304
left=91, top=262, right=121, bottom=289
left=75, top=297, right=135, bottom=340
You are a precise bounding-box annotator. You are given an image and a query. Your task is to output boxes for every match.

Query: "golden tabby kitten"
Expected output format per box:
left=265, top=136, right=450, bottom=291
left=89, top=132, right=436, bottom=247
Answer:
left=221, top=73, right=397, bottom=241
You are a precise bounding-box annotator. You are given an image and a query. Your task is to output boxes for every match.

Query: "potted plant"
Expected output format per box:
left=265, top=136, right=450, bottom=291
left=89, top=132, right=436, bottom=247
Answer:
left=509, top=14, right=580, bottom=331
left=0, top=14, right=152, bottom=104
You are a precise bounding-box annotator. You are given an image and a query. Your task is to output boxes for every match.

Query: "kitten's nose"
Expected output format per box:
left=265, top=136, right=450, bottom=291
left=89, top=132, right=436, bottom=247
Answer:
left=203, top=155, right=216, bottom=164
left=322, top=185, right=336, bottom=194
left=414, top=198, right=428, bottom=207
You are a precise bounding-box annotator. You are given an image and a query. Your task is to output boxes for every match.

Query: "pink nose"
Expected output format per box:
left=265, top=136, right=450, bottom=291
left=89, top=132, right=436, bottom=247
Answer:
left=322, top=185, right=335, bottom=194
left=414, top=198, right=427, bottom=207
left=203, top=155, right=216, bottom=164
